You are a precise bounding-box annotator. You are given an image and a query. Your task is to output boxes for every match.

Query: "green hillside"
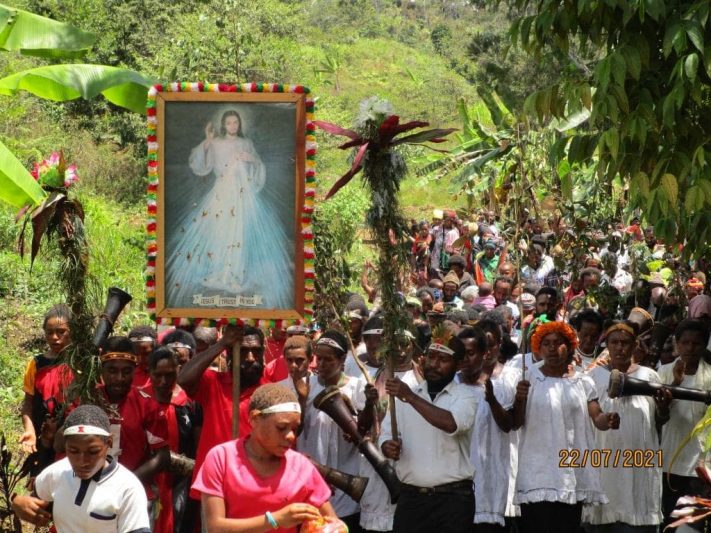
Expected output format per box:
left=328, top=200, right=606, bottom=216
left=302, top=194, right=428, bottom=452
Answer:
left=0, top=0, right=515, bottom=435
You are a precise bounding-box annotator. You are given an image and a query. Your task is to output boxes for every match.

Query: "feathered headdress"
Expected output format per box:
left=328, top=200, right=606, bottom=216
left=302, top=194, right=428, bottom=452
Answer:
left=428, top=323, right=455, bottom=355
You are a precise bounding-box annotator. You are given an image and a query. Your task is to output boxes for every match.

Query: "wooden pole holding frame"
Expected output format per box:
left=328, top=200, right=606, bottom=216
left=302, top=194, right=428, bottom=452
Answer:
left=388, top=357, right=399, bottom=441
left=231, top=340, right=242, bottom=439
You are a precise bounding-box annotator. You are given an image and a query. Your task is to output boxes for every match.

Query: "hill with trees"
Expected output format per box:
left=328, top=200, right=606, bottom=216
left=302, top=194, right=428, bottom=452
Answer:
left=0, top=0, right=531, bottom=434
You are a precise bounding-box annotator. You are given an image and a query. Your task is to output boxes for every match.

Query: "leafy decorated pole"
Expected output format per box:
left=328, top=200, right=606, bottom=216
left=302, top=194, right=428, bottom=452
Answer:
left=16, top=153, right=115, bottom=405
left=315, top=97, right=455, bottom=435
left=0, top=7, right=152, bottom=529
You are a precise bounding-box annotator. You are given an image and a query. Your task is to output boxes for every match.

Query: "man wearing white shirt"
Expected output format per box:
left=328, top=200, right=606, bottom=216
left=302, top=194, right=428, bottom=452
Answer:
left=380, top=333, right=477, bottom=533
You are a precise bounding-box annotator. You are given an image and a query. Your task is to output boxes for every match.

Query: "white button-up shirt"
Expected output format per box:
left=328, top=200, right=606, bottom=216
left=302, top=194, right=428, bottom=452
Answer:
left=379, top=379, right=478, bottom=487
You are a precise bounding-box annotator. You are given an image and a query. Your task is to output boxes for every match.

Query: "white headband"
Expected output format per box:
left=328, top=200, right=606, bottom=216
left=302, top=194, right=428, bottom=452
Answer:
left=428, top=342, right=455, bottom=356
left=363, top=328, right=383, bottom=336
left=260, top=402, right=302, bottom=415
left=63, top=425, right=111, bottom=437
left=166, top=342, right=193, bottom=351
left=130, top=336, right=155, bottom=343
left=287, top=326, right=309, bottom=333
left=316, top=337, right=346, bottom=353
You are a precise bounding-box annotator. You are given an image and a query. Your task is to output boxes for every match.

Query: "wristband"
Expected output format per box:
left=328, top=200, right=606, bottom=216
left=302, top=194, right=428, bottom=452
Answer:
left=265, top=511, right=278, bottom=529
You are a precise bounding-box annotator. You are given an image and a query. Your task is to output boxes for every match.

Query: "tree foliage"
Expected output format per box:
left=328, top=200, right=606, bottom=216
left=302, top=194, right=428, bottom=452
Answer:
left=465, top=6, right=564, bottom=114
left=0, top=3, right=152, bottom=211
left=504, top=0, right=711, bottom=256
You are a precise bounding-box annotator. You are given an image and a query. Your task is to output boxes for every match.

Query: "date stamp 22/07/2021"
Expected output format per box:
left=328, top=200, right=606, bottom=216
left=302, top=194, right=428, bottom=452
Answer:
left=559, top=449, right=663, bottom=468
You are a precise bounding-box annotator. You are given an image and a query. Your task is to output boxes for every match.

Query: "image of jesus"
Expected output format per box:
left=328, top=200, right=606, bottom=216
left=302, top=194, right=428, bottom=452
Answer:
left=165, top=108, right=295, bottom=309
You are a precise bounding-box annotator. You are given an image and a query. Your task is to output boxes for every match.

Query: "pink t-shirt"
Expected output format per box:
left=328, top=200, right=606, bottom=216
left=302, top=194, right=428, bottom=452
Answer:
left=192, top=438, right=331, bottom=532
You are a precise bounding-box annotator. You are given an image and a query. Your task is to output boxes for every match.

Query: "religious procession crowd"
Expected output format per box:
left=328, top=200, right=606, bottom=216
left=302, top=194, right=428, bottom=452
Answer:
left=10, top=208, right=711, bottom=533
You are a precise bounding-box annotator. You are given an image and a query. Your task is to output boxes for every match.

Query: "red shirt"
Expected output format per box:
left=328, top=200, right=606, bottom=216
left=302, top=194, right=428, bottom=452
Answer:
left=264, top=337, right=285, bottom=365
left=142, top=384, right=196, bottom=533
left=99, top=385, right=169, bottom=472
left=263, top=357, right=288, bottom=383
left=22, top=355, right=74, bottom=431
left=189, top=370, right=260, bottom=498
left=132, top=366, right=151, bottom=389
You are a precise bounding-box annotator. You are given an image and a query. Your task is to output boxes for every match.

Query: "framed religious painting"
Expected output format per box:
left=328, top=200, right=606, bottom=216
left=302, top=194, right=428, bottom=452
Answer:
left=145, top=83, right=316, bottom=327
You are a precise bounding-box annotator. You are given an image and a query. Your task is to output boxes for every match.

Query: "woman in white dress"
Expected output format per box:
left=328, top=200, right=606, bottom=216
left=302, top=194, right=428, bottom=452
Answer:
left=511, top=321, right=620, bottom=533
left=296, top=330, right=365, bottom=531
left=582, top=321, right=671, bottom=533
left=355, top=319, right=422, bottom=533
left=658, top=319, right=711, bottom=527
left=457, top=320, right=520, bottom=532
left=166, top=110, right=294, bottom=308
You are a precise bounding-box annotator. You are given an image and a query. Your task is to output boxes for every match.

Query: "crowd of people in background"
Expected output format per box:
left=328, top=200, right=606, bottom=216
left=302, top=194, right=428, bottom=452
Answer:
left=10, top=207, right=711, bottom=533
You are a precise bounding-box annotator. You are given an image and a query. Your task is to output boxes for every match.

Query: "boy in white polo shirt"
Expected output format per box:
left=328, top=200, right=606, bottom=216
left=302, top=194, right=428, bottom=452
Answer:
left=12, top=404, right=150, bottom=533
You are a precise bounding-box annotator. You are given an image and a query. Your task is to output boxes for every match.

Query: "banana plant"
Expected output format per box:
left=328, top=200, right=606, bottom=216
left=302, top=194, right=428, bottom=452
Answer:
left=0, top=3, right=154, bottom=213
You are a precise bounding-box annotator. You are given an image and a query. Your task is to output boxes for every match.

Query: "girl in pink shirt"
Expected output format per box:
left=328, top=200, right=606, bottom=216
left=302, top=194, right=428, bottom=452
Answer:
left=193, top=383, right=337, bottom=532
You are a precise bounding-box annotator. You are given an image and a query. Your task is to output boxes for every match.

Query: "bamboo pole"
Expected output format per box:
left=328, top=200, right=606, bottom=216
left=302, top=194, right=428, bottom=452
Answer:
left=329, top=302, right=383, bottom=439
left=514, top=124, right=527, bottom=382
left=388, top=357, right=399, bottom=441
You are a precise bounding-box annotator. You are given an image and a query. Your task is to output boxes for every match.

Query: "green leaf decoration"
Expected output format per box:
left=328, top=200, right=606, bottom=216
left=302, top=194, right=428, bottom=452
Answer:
left=0, top=64, right=155, bottom=113
left=622, top=45, right=641, bottom=80
left=660, top=173, right=679, bottom=207
left=632, top=171, right=650, bottom=198
left=686, top=23, right=705, bottom=54
left=685, top=53, right=699, bottom=81
left=663, top=22, right=681, bottom=58
left=558, top=161, right=573, bottom=201
left=0, top=138, right=46, bottom=209
left=0, top=3, right=95, bottom=58
left=685, top=185, right=704, bottom=212
left=643, top=0, right=665, bottom=21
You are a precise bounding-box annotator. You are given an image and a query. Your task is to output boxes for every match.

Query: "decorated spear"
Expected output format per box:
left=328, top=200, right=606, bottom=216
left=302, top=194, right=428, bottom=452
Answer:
left=315, top=97, right=455, bottom=437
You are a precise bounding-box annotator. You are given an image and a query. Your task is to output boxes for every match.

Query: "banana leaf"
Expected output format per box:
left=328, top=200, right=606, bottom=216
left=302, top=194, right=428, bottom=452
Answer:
left=0, top=64, right=155, bottom=113
left=0, top=3, right=95, bottom=59
left=0, top=139, right=46, bottom=209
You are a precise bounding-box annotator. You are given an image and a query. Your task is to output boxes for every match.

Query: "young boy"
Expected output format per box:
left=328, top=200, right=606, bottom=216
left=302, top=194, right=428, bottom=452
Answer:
left=12, top=404, right=150, bottom=532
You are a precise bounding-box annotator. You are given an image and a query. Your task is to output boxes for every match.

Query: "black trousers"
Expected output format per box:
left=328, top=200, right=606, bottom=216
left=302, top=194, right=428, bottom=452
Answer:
left=519, top=502, right=582, bottom=533
left=393, top=488, right=474, bottom=533
left=474, top=522, right=509, bottom=533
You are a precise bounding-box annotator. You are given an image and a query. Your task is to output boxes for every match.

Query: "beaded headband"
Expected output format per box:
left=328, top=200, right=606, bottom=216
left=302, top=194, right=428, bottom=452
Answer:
left=605, top=323, right=636, bottom=338
left=100, top=351, right=137, bottom=364
left=428, top=342, right=455, bottom=356
left=129, top=336, right=155, bottom=343
left=316, top=337, right=346, bottom=353
left=165, top=342, right=194, bottom=351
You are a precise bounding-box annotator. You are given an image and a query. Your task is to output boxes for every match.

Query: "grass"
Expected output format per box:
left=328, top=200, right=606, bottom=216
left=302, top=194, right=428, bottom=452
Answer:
left=0, top=190, right=148, bottom=440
